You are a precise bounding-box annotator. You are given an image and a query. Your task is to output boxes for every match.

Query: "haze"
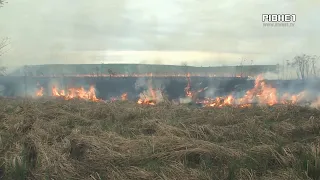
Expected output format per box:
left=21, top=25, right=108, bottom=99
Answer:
left=0, top=0, right=319, bottom=66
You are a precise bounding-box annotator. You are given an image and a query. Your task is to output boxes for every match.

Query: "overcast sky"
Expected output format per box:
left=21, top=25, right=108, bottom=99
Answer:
left=0, top=0, right=319, bottom=66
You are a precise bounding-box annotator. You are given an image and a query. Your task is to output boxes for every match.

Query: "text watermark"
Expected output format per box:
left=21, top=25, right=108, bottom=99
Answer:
left=262, top=14, right=296, bottom=27
left=263, top=22, right=295, bottom=27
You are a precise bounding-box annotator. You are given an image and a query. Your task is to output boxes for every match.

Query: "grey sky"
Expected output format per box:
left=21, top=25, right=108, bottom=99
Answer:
left=0, top=0, right=319, bottom=66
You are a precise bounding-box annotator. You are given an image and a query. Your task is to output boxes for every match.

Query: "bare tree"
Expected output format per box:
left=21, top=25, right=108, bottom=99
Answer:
left=0, top=1, right=9, bottom=76
left=0, top=1, right=9, bottom=55
left=108, top=68, right=116, bottom=78
left=0, top=38, right=9, bottom=76
left=0, top=37, right=9, bottom=57
left=181, top=62, right=189, bottom=76
left=0, top=0, right=7, bottom=7
left=286, top=60, right=290, bottom=79
left=290, top=54, right=318, bottom=79
left=0, top=66, right=7, bottom=76
left=239, top=59, right=246, bottom=77
left=311, top=55, right=319, bottom=77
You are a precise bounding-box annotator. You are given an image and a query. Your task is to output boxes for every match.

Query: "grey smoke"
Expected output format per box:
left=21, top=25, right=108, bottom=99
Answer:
left=0, top=0, right=319, bottom=67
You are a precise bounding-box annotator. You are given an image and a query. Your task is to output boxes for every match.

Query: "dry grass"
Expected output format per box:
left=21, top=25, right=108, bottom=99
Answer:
left=1, top=97, right=320, bottom=179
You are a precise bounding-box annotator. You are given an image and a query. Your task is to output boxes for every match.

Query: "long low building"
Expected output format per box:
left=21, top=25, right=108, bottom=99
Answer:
left=8, top=64, right=279, bottom=77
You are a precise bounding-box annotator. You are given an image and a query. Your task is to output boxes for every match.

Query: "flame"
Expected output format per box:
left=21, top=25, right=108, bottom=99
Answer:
left=36, top=87, right=44, bottom=96
left=121, top=93, right=128, bottom=101
left=197, top=74, right=307, bottom=108
left=137, top=88, right=157, bottom=105
left=238, top=75, right=278, bottom=106
left=33, top=74, right=317, bottom=108
left=36, top=85, right=101, bottom=102
left=136, top=78, right=164, bottom=105
left=185, top=73, right=193, bottom=97
left=137, top=85, right=163, bottom=105
left=109, top=93, right=128, bottom=102
left=137, top=98, right=156, bottom=105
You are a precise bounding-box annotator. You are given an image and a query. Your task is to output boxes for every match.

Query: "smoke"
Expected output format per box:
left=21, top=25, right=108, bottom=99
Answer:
left=204, top=87, right=218, bottom=98
left=133, top=63, right=168, bottom=102
left=0, top=0, right=319, bottom=67
left=311, top=97, right=320, bottom=109
left=138, top=88, right=164, bottom=103
left=134, top=77, right=148, bottom=91
left=0, top=84, right=4, bottom=95
left=1, top=0, right=320, bottom=108
left=134, top=77, right=165, bottom=103
left=0, top=0, right=128, bottom=66
left=258, top=72, right=279, bottom=80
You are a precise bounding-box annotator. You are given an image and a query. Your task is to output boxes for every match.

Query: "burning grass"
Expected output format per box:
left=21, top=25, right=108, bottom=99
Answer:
left=34, top=74, right=320, bottom=108
left=1, top=98, right=320, bottom=179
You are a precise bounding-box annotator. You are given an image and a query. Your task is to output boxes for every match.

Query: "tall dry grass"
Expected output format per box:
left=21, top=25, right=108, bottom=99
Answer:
left=0, top=97, right=320, bottom=179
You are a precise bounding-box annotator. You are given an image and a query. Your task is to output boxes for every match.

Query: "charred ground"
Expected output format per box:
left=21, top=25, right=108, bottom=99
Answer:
left=0, top=98, right=320, bottom=179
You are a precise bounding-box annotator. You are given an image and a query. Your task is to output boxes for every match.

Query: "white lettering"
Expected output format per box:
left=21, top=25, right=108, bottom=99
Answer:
left=271, top=14, right=278, bottom=22
left=262, top=14, right=269, bottom=22
left=262, top=14, right=296, bottom=22
left=291, top=14, right=296, bottom=22
left=278, top=14, right=285, bottom=22
left=284, top=14, right=291, bottom=22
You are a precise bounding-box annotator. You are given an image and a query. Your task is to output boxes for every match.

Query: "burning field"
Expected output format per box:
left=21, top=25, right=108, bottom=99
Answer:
left=34, top=74, right=320, bottom=109
left=1, top=98, right=320, bottom=179
left=1, top=74, right=320, bottom=179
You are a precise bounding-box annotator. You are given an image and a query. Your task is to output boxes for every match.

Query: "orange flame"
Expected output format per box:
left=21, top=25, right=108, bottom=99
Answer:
left=137, top=88, right=158, bottom=105
left=137, top=98, right=156, bottom=105
left=36, top=87, right=44, bottom=96
left=198, top=75, right=306, bottom=107
left=121, top=93, right=128, bottom=101
left=184, top=73, right=193, bottom=97
left=34, top=74, right=313, bottom=108
left=36, top=85, right=101, bottom=102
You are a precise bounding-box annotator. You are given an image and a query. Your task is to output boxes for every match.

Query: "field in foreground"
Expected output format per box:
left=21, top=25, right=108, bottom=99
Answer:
left=1, top=98, right=320, bottom=179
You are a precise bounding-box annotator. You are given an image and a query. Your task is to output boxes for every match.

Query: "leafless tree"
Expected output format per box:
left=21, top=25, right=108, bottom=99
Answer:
left=1, top=2, right=9, bottom=75
left=0, top=0, right=9, bottom=57
left=108, top=68, right=116, bottom=77
left=290, top=54, right=318, bottom=79
left=0, top=38, right=9, bottom=76
left=0, top=0, right=7, bottom=7
left=240, top=59, right=246, bottom=77
left=181, top=62, right=189, bottom=76
left=0, top=66, right=7, bottom=76
left=311, top=55, right=319, bottom=77
left=0, top=37, right=9, bottom=57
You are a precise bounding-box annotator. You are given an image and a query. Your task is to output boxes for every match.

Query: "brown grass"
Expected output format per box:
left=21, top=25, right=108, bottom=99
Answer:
left=1, top=97, right=320, bottom=179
